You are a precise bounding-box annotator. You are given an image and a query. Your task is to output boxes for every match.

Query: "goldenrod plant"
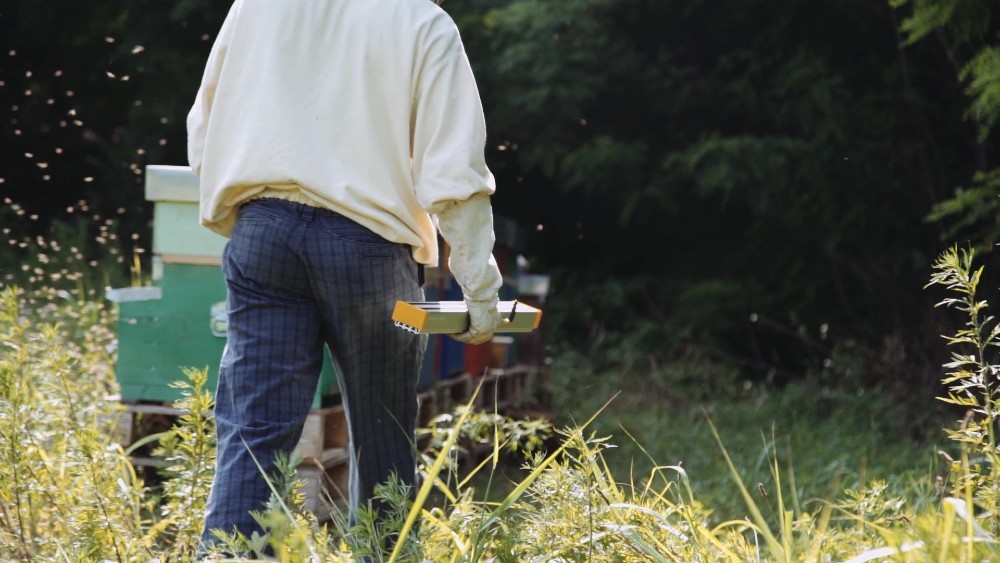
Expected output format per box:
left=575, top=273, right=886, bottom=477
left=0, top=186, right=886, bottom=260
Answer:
left=927, top=245, right=1000, bottom=515
left=831, top=245, right=1000, bottom=562
left=14, top=242, right=1000, bottom=560
left=142, top=367, right=217, bottom=559
left=0, top=286, right=147, bottom=561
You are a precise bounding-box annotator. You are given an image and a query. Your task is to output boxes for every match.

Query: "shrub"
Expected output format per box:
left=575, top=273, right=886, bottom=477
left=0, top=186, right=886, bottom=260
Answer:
left=0, top=286, right=145, bottom=561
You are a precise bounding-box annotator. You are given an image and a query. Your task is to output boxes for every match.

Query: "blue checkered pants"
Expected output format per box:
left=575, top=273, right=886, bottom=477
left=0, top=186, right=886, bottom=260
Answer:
left=200, top=198, right=427, bottom=549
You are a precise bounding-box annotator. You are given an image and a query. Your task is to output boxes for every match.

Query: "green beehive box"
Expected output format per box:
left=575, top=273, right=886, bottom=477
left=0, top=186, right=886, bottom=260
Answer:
left=109, top=165, right=338, bottom=407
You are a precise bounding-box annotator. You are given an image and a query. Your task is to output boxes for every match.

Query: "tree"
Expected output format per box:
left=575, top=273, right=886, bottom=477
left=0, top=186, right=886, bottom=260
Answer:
left=449, top=0, right=978, bottom=386
left=891, top=0, right=1000, bottom=250
left=2, top=0, right=993, bottom=390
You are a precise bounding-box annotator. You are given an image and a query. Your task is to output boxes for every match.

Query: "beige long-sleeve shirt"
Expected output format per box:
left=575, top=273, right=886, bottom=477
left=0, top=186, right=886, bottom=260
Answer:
left=187, top=0, right=501, bottom=300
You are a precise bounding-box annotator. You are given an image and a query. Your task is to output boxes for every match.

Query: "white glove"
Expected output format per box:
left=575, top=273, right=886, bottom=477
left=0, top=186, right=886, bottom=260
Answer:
left=434, top=194, right=503, bottom=303
left=434, top=193, right=504, bottom=345
left=453, top=295, right=502, bottom=344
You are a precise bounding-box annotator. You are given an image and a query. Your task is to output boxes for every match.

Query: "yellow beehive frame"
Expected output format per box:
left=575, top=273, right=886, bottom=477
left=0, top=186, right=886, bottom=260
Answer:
left=392, top=300, right=542, bottom=335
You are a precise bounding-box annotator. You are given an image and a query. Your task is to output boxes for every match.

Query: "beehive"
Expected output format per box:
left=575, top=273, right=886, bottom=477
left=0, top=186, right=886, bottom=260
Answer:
left=109, top=165, right=338, bottom=407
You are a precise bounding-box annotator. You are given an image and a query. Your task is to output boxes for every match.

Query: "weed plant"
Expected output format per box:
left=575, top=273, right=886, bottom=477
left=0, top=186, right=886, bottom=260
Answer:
left=548, top=346, right=939, bottom=523
left=6, top=244, right=1000, bottom=560
left=143, top=368, right=217, bottom=559
left=0, top=286, right=146, bottom=560
left=0, top=285, right=218, bottom=561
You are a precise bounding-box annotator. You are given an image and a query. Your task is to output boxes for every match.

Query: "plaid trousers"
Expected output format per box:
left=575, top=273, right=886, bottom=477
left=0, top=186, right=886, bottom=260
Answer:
left=200, top=198, right=427, bottom=549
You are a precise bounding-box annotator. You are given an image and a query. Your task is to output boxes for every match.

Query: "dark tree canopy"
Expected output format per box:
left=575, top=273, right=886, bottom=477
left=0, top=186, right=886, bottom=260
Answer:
left=1, top=0, right=997, bottom=390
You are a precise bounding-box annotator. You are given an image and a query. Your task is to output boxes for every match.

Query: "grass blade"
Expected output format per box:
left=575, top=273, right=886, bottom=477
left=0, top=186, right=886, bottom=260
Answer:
left=705, top=414, right=786, bottom=562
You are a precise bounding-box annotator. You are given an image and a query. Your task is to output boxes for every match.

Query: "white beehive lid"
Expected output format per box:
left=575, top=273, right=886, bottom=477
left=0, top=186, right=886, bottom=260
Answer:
left=144, top=165, right=226, bottom=263
left=145, top=165, right=200, bottom=203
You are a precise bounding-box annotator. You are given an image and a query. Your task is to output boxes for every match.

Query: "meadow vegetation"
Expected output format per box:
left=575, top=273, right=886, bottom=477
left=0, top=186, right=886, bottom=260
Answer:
left=2, top=0, right=998, bottom=559
left=2, top=230, right=1000, bottom=561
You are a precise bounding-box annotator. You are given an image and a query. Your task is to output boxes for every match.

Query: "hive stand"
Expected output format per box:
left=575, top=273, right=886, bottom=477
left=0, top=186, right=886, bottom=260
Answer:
left=110, top=165, right=549, bottom=520
left=112, top=376, right=543, bottom=521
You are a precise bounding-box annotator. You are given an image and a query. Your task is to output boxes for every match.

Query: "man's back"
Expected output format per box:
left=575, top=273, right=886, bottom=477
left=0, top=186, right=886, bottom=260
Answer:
left=189, top=0, right=493, bottom=266
left=190, top=3, right=504, bottom=554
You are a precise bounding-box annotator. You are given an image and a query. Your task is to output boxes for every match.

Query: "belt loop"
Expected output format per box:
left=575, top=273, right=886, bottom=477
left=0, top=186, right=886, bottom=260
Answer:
left=417, top=264, right=425, bottom=287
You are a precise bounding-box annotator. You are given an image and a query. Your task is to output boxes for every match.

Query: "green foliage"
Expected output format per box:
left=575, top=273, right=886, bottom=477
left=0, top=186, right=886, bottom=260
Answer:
left=0, top=286, right=147, bottom=561
left=10, top=276, right=1000, bottom=561
left=419, top=404, right=554, bottom=461
left=452, top=0, right=973, bottom=387
left=894, top=0, right=1000, bottom=255
left=2, top=0, right=994, bottom=391
left=926, top=169, right=1000, bottom=252
left=502, top=433, right=737, bottom=562
left=207, top=452, right=337, bottom=562
left=547, top=345, right=941, bottom=526
left=145, top=368, right=216, bottom=560
left=926, top=246, right=1000, bottom=534
left=891, top=0, right=994, bottom=46
left=814, top=245, right=1000, bottom=561
left=963, top=46, right=1000, bottom=139
left=0, top=290, right=213, bottom=561
left=340, top=477, right=421, bottom=563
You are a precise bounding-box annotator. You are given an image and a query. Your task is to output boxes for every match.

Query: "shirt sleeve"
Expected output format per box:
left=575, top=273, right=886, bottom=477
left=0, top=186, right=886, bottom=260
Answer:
left=412, top=17, right=502, bottom=303
left=410, top=17, right=496, bottom=213
left=436, top=193, right=503, bottom=303
left=186, top=3, right=239, bottom=176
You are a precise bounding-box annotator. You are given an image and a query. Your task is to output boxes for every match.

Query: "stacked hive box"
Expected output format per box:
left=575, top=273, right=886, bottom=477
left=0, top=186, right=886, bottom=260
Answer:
left=109, top=165, right=340, bottom=406
left=109, top=165, right=548, bottom=516
left=110, top=165, right=348, bottom=511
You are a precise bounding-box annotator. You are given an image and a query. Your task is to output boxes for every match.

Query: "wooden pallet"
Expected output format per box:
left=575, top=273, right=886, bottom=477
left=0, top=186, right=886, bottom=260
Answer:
left=432, top=373, right=473, bottom=415
left=110, top=364, right=546, bottom=519
left=110, top=400, right=184, bottom=465
left=469, top=366, right=537, bottom=411
left=416, top=389, right=437, bottom=433
left=293, top=405, right=348, bottom=463
left=297, top=448, right=350, bottom=518
left=499, top=365, right=536, bottom=409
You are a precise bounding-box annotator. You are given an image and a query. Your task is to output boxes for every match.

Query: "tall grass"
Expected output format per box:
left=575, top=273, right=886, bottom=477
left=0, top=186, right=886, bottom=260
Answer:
left=0, top=281, right=218, bottom=561
left=4, top=244, right=1000, bottom=560
left=0, top=286, right=147, bottom=561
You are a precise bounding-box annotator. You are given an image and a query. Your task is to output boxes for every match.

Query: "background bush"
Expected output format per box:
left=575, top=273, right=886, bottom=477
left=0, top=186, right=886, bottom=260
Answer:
left=1, top=0, right=998, bottom=404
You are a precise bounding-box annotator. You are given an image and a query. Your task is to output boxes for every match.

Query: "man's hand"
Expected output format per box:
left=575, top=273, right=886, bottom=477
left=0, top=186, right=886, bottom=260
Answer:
left=452, top=297, right=501, bottom=345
